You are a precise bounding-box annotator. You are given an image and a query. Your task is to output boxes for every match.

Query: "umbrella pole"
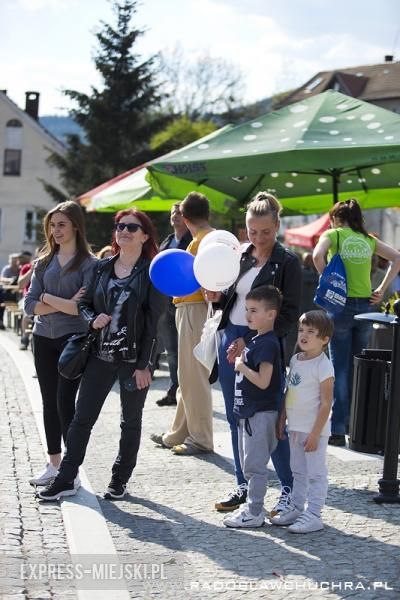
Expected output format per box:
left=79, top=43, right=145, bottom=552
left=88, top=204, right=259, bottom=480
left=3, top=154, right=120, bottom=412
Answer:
left=332, top=169, right=339, bottom=204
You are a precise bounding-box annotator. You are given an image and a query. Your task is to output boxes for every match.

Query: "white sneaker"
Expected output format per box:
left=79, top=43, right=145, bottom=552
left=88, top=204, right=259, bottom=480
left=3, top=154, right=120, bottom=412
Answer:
left=269, top=485, right=292, bottom=518
left=74, top=475, right=81, bottom=490
left=270, top=504, right=302, bottom=526
left=288, top=511, right=324, bottom=534
left=223, top=504, right=265, bottom=528
left=29, top=463, right=59, bottom=486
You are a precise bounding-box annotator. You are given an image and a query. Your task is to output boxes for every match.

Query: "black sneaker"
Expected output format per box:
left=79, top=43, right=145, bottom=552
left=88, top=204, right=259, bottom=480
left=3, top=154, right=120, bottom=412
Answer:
left=37, top=477, right=76, bottom=501
left=156, top=394, right=177, bottom=406
left=104, top=476, right=127, bottom=500
left=20, top=336, right=29, bottom=350
left=215, top=483, right=248, bottom=512
left=328, top=434, right=346, bottom=447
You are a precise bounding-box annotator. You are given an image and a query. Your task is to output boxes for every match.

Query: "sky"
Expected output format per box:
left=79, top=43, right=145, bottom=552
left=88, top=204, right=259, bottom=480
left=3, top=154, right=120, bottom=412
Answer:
left=1, top=0, right=400, bottom=116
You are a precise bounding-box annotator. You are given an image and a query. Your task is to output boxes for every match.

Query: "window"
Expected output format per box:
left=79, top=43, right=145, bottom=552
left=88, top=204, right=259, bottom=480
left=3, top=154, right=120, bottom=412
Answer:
left=24, top=209, right=45, bottom=243
left=4, top=149, right=22, bottom=175
left=306, top=77, right=323, bottom=92
left=4, top=119, right=23, bottom=176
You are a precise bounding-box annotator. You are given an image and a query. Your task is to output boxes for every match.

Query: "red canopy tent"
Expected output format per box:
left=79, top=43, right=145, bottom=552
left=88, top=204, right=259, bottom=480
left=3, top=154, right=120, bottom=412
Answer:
left=284, top=213, right=330, bottom=249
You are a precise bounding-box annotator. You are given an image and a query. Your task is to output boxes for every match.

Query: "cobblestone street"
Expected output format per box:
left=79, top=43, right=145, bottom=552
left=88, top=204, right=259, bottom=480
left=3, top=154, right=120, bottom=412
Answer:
left=1, top=331, right=399, bottom=599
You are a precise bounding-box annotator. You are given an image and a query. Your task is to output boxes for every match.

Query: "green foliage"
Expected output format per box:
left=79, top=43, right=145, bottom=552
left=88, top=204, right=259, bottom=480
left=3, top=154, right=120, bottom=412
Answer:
left=64, top=0, right=165, bottom=178
left=150, top=116, right=217, bottom=155
left=270, top=89, right=295, bottom=110
left=381, top=292, right=400, bottom=314
left=44, top=0, right=166, bottom=247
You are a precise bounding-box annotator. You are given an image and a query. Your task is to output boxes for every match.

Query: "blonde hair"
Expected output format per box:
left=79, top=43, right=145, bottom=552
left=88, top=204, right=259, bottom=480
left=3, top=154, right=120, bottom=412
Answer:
left=246, top=192, right=282, bottom=223
left=97, top=245, right=113, bottom=259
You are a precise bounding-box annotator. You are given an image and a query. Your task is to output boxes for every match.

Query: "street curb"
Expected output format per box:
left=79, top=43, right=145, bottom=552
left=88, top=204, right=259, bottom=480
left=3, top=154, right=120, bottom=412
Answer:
left=0, top=333, right=130, bottom=600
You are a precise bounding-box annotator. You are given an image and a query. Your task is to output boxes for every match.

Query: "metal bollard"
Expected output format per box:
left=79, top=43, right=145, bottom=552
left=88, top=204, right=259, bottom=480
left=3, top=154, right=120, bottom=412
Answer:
left=374, top=299, right=400, bottom=503
left=355, top=302, right=400, bottom=503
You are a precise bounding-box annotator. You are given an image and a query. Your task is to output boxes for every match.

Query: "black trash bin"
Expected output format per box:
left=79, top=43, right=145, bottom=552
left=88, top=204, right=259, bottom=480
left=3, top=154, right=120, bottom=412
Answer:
left=349, top=349, right=391, bottom=454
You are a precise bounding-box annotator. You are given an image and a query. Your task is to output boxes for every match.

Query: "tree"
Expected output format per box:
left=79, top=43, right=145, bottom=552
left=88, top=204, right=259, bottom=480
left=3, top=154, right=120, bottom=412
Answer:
left=158, top=45, right=244, bottom=121
left=45, top=0, right=166, bottom=248
left=150, top=116, right=217, bottom=155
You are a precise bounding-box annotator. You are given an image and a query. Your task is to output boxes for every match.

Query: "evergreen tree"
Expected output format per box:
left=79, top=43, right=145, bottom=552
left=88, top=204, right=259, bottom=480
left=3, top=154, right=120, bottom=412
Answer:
left=46, top=0, right=165, bottom=248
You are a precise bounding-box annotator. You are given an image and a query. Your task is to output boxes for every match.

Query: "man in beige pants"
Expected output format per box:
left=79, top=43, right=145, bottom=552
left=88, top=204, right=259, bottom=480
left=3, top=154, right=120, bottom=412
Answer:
left=151, top=192, right=214, bottom=455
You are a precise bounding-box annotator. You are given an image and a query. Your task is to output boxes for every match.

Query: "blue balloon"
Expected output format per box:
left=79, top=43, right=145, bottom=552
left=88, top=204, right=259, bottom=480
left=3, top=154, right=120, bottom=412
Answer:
left=150, top=249, right=200, bottom=296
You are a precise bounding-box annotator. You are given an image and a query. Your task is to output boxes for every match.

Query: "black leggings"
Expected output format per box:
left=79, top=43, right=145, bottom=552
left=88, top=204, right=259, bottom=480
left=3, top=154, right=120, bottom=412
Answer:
left=33, top=334, right=81, bottom=455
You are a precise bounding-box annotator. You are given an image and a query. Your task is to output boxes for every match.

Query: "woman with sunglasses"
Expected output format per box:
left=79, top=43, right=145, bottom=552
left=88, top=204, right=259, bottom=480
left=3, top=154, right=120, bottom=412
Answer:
left=24, top=200, right=97, bottom=488
left=38, top=209, right=165, bottom=501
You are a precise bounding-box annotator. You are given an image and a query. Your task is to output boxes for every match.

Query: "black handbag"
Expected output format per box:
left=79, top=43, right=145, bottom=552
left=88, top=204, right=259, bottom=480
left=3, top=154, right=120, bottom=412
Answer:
left=58, top=261, right=148, bottom=380
left=58, top=331, right=98, bottom=380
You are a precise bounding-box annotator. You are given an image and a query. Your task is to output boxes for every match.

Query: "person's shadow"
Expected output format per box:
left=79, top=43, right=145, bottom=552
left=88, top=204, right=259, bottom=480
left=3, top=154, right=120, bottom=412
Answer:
left=98, top=491, right=400, bottom=595
left=181, top=442, right=400, bottom=529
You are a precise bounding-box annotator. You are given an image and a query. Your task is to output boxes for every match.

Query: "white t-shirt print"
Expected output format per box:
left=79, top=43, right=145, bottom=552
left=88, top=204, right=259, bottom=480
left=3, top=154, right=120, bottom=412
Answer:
left=285, top=352, right=335, bottom=437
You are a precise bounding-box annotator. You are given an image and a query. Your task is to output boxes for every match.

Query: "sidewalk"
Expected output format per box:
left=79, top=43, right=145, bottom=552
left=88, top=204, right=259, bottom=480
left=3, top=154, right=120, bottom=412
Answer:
left=0, top=331, right=399, bottom=599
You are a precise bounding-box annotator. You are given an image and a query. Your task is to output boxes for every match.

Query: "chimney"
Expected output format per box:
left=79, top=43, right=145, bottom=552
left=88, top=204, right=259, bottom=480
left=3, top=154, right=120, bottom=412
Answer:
left=384, top=55, right=394, bottom=63
left=25, top=91, right=40, bottom=120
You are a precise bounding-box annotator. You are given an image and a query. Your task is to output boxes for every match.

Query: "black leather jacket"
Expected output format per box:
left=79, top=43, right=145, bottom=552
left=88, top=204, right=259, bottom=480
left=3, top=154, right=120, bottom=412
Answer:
left=219, top=241, right=303, bottom=338
left=78, top=254, right=166, bottom=369
left=159, top=230, right=192, bottom=251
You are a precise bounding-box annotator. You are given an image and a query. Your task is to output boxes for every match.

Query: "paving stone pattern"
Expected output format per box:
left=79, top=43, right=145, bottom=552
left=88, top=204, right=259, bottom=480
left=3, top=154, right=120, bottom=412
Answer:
left=0, top=346, right=76, bottom=600
left=1, top=341, right=400, bottom=599
left=83, top=362, right=400, bottom=600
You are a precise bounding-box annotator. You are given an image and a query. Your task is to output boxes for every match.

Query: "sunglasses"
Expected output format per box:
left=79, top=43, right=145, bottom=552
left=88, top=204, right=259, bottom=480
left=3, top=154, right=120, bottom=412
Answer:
left=115, top=222, right=143, bottom=233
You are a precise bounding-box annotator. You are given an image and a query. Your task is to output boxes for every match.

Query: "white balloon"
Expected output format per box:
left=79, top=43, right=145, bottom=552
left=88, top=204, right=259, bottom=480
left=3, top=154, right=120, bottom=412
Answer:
left=198, top=229, right=240, bottom=254
left=194, top=243, right=241, bottom=291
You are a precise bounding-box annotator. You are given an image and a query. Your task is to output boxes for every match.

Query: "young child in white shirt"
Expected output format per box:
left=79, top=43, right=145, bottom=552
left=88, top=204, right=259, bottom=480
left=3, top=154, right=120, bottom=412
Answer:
left=273, top=310, right=334, bottom=533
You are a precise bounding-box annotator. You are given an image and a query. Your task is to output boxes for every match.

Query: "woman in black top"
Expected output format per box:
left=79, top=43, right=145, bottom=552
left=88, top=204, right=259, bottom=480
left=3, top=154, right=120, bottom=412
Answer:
left=207, top=193, right=302, bottom=514
left=38, top=208, right=165, bottom=501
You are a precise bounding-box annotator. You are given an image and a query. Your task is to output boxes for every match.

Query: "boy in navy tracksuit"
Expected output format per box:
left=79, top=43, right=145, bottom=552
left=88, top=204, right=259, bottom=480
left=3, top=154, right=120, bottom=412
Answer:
left=224, top=285, right=283, bottom=528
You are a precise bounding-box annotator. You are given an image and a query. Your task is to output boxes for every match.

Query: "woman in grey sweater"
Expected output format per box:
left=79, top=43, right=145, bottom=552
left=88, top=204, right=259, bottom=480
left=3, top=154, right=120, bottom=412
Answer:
left=24, top=201, right=97, bottom=487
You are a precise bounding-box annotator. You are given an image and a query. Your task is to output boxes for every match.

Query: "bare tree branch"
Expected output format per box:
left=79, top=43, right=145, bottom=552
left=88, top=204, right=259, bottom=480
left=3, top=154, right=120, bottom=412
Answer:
left=158, top=44, right=244, bottom=119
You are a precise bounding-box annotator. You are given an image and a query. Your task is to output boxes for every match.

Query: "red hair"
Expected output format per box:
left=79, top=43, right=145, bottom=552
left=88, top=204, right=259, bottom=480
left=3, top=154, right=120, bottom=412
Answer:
left=111, top=209, right=159, bottom=260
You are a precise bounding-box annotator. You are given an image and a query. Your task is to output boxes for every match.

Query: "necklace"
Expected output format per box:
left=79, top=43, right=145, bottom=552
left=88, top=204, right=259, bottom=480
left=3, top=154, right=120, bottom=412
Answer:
left=117, top=257, right=137, bottom=273
left=118, top=263, right=132, bottom=273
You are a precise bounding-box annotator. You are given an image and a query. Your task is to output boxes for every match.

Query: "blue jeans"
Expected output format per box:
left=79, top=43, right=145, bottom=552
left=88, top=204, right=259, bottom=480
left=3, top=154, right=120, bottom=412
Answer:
left=218, top=320, right=293, bottom=490
left=328, top=298, right=372, bottom=435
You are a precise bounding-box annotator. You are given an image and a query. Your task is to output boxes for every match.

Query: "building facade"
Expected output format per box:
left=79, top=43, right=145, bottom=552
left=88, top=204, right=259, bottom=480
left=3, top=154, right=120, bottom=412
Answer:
left=276, top=57, right=400, bottom=114
left=0, top=91, right=66, bottom=269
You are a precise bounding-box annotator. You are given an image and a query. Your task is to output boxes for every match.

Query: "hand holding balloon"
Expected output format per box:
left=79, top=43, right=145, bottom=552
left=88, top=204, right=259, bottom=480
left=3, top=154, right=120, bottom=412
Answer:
left=204, top=290, right=222, bottom=303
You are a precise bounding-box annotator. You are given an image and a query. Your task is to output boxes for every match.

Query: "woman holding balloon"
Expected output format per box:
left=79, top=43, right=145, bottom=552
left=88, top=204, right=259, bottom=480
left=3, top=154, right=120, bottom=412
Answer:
left=207, top=192, right=302, bottom=515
